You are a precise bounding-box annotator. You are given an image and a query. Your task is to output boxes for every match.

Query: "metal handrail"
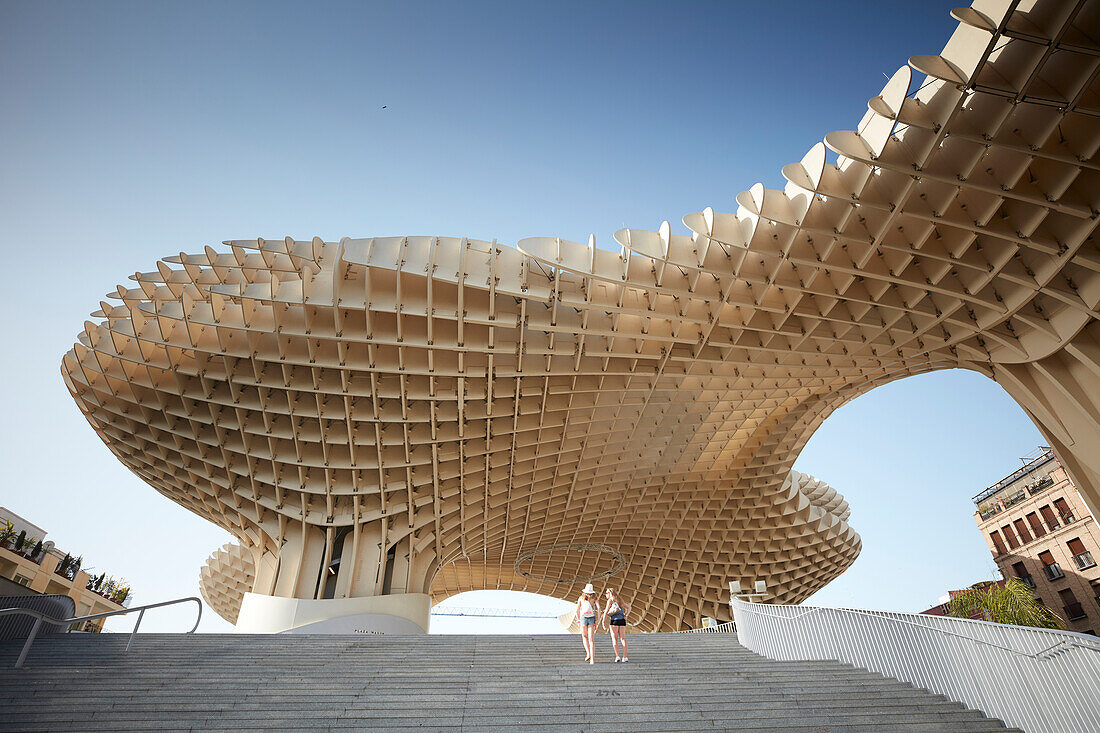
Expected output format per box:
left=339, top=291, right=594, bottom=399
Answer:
left=0, top=596, right=202, bottom=669
left=735, top=599, right=1100, bottom=660
left=731, top=597, right=1100, bottom=733
left=673, top=621, right=736, bottom=633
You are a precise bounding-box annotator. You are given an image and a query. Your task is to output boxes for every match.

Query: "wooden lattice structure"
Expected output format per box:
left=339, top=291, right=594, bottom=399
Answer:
left=198, top=543, right=255, bottom=625
left=65, top=0, right=1100, bottom=631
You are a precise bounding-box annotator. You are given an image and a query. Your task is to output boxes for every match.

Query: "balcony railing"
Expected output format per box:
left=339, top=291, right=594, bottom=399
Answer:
left=1044, top=563, right=1065, bottom=581
left=1017, top=574, right=1036, bottom=589
left=979, top=506, right=1001, bottom=520
left=1074, top=552, right=1096, bottom=571
left=1002, top=491, right=1027, bottom=509
left=1064, top=603, right=1087, bottom=621
left=1029, top=476, right=1054, bottom=495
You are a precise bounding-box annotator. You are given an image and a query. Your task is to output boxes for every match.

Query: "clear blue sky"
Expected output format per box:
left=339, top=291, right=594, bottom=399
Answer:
left=1, top=1, right=1044, bottom=633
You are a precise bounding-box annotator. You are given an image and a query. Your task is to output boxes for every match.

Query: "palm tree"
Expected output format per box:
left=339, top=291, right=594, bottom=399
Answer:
left=948, top=578, right=1064, bottom=630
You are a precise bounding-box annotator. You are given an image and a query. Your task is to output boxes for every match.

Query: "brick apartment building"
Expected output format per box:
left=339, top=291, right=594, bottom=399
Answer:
left=973, top=448, right=1100, bottom=634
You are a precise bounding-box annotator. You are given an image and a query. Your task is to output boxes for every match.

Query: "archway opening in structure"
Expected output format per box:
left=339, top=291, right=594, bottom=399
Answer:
left=430, top=590, right=575, bottom=634
left=419, top=367, right=1060, bottom=633
left=793, top=368, right=1047, bottom=616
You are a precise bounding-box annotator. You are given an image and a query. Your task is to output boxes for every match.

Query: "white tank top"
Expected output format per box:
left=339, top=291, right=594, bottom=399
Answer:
left=581, top=599, right=595, bottom=617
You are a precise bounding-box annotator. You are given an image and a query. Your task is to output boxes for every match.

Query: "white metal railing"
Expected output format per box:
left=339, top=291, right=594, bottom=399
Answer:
left=673, top=621, right=736, bottom=633
left=731, top=598, right=1100, bottom=733
left=430, top=605, right=559, bottom=618
left=0, top=596, right=202, bottom=669
left=1074, top=551, right=1095, bottom=570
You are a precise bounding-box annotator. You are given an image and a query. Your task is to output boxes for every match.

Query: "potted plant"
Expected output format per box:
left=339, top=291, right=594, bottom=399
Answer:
left=0, top=521, right=14, bottom=549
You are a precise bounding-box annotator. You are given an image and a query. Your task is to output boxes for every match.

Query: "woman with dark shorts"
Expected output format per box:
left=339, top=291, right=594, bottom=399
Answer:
left=573, top=583, right=601, bottom=664
left=603, top=587, right=629, bottom=662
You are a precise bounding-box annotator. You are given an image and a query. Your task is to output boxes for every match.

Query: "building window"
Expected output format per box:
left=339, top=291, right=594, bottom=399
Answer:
left=1026, top=511, right=1046, bottom=539
left=1039, top=504, right=1060, bottom=531
left=1054, top=497, right=1075, bottom=524
left=1011, top=561, right=1035, bottom=589
left=1001, top=524, right=1020, bottom=549
left=990, top=531, right=1007, bottom=556
left=1013, top=518, right=1033, bottom=544
left=13, top=574, right=31, bottom=586
left=1059, top=588, right=1086, bottom=621
left=1039, top=551, right=1065, bottom=581
left=1068, top=538, right=1095, bottom=571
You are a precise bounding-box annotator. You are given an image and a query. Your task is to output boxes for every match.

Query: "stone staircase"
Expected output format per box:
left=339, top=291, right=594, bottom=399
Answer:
left=0, top=633, right=1022, bottom=731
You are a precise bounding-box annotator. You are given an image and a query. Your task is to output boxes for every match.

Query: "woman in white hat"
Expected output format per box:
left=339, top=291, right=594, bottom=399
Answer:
left=573, top=583, right=602, bottom=663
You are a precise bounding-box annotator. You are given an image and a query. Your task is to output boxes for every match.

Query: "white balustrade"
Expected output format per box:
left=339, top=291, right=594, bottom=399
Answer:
left=731, top=598, right=1100, bottom=733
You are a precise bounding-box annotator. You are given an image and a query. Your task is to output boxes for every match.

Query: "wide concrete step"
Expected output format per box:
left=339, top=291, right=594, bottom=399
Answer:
left=0, top=633, right=1022, bottom=732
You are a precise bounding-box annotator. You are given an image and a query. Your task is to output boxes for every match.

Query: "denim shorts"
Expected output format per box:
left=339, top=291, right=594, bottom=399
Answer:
left=582, top=616, right=597, bottom=627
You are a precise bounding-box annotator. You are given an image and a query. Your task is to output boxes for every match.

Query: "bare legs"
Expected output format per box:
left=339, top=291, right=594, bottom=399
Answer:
left=582, top=623, right=596, bottom=663
left=610, top=625, right=627, bottom=660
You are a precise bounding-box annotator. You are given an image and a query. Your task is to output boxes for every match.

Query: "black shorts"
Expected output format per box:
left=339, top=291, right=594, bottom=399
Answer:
left=610, top=618, right=626, bottom=626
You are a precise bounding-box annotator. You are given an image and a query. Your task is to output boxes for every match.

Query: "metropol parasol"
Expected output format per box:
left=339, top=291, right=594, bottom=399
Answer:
left=63, top=0, right=1100, bottom=633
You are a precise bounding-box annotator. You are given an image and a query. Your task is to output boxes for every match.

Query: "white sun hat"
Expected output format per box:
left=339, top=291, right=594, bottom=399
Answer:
left=582, top=583, right=597, bottom=594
